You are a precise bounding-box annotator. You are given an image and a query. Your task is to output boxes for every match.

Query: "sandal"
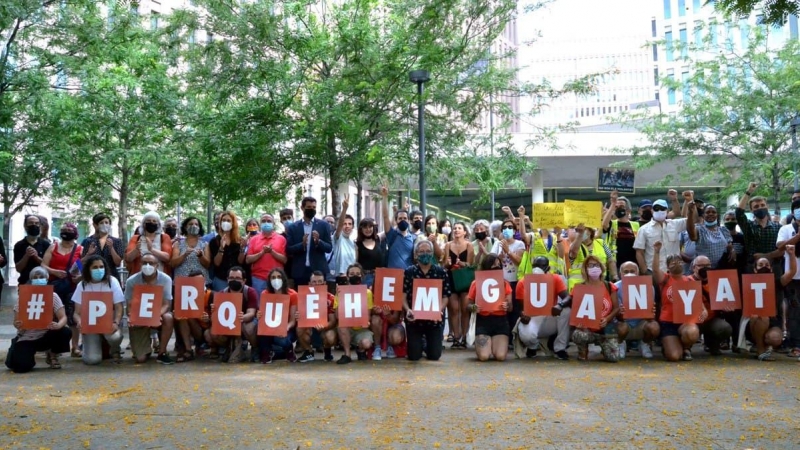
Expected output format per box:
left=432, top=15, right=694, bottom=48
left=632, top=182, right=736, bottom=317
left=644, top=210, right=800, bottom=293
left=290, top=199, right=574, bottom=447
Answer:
left=71, top=349, right=82, bottom=358
left=47, top=352, right=62, bottom=369
left=446, top=333, right=454, bottom=343
left=787, top=348, right=800, bottom=358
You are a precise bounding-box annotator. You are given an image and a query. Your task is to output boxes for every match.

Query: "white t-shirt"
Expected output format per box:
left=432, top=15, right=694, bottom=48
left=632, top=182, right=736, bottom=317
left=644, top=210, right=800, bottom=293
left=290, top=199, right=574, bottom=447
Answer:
left=491, top=239, right=526, bottom=282
left=331, top=233, right=356, bottom=276
left=777, top=224, right=800, bottom=280
left=72, top=277, right=125, bottom=305
left=632, top=218, right=688, bottom=272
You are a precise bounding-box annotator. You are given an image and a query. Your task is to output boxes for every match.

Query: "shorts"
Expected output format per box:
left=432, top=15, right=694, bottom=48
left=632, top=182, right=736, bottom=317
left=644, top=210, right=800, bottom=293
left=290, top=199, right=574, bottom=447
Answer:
left=129, top=326, right=156, bottom=359
left=475, top=314, right=510, bottom=337
left=624, top=320, right=646, bottom=341
left=659, top=321, right=681, bottom=339
left=348, top=329, right=374, bottom=345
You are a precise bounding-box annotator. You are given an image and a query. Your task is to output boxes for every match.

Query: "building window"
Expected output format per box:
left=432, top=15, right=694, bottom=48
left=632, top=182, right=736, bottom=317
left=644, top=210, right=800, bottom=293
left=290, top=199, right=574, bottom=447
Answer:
left=710, top=23, right=718, bottom=45
left=665, top=31, right=674, bottom=61
left=667, top=73, right=676, bottom=105
left=664, top=0, right=671, bottom=19
left=654, top=67, right=659, bottom=85
left=693, top=0, right=701, bottom=12
left=678, top=0, right=686, bottom=16
left=694, top=22, right=703, bottom=45
left=652, top=19, right=657, bottom=37
left=739, top=19, right=749, bottom=47
left=652, top=43, right=658, bottom=61
left=679, top=28, right=688, bottom=58
left=682, top=71, right=690, bottom=103
left=151, top=12, right=159, bottom=30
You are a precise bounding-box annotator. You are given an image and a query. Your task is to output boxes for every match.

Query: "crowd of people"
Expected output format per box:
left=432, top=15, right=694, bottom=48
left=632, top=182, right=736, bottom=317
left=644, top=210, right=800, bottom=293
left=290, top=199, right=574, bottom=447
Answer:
left=3, top=182, right=800, bottom=372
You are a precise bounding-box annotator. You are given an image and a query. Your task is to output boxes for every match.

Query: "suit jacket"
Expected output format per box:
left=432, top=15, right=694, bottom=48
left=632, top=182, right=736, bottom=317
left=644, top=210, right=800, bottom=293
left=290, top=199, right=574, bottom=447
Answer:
left=286, top=218, right=333, bottom=282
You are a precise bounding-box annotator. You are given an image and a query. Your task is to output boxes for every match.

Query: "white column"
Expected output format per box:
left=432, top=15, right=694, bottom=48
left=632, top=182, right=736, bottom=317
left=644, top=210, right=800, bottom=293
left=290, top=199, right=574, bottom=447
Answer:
left=531, top=169, right=544, bottom=204
left=727, top=194, right=739, bottom=211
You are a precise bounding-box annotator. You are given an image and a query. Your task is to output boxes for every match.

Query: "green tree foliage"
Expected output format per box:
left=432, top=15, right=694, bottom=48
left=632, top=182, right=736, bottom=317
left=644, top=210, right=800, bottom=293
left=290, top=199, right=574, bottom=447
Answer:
left=617, top=25, right=800, bottom=210
left=715, top=0, right=800, bottom=26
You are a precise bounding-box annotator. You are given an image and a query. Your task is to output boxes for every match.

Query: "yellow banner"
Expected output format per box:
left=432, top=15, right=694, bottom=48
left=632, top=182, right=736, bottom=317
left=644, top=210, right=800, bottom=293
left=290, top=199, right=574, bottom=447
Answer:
left=563, top=200, right=603, bottom=229
left=532, top=203, right=565, bottom=229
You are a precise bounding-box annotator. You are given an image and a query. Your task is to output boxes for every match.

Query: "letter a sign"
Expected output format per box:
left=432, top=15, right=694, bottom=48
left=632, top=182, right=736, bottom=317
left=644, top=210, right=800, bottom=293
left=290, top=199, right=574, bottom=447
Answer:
left=569, top=284, right=605, bottom=329
left=708, top=269, right=741, bottom=311
left=18, top=285, right=54, bottom=330
left=258, top=293, right=290, bottom=336
left=475, top=270, right=504, bottom=313
left=174, top=276, right=206, bottom=319
left=337, top=285, right=369, bottom=328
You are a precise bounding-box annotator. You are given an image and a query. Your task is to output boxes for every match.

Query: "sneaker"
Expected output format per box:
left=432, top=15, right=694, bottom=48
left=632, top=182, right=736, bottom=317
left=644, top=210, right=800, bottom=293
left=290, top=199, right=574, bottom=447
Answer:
left=356, top=351, right=368, bottom=361
left=372, top=347, right=382, bottom=361
left=157, top=353, right=175, bottom=365
left=618, top=341, right=627, bottom=360
left=683, top=349, right=693, bottom=361
left=640, top=341, right=654, bottom=359
left=526, top=348, right=537, bottom=358
left=286, top=350, right=297, bottom=363
left=324, top=349, right=333, bottom=362
left=555, top=350, right=569, bottom=361
left=386, top=346, right=397, bottom=359
left=337, top=355, right=352, bottom=365
left=298, top=351, right=315, bottom=363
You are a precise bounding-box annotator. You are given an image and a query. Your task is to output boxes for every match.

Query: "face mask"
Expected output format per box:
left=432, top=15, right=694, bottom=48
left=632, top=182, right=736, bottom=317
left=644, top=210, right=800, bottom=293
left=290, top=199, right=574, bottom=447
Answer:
left=60, top=231, right=77, bottom=241
left=261, top=222, right=274, bottom=233
left=502, top=229, right=514, bottom=240
left=228, top=280, right=243, bottom=291
left=91, top=268, right=105, bottom=282
left=187, top=225, right=200, bottom=236
left=348, top=276, right=362, bottom=285
left=615, top=208, right=627, bottom=219
left=442, top=226, right=452, bottom=236
left=144, top=223, right=158, bottom=233
left=704, top=221, right=717, bottom=228
left=397, top=220, right=409, bottom=231
left=583, top=232, right=591, bottom=241
left=756, top=267, right=772, bottom=274
left=141, top=264, right=156, bottom=276
left=99, top=224, right=111, bottom=234
left=247, top=230, right=257, bottom=236
left=418, top=253, right=434, bottom=265
left=653, top=211, right=667, bottom=222
left=697, top=267, right=708, bottom=279
left=623, top=272, right=637, bottom=277
left=31, top=278, right=48, bottom=286
left=641, top=210, right=653, bottom=221
left=220, top=222, right=233, bottom=232
left=723, top=222, right=737, bottom=231
left=270, top=278, right=283, bottom=291
left=793, top=209, right=800, bottom=220
left=587, top=267, right=603, bottom=280
left=474, top=231, right=487, bottom=241
left=753, top=208, right=769, bottom=219
left=427, top=224, right=437, bottom=234
left=303, top=209, right=316, bottom=219
left=26, top=225, right=40, bottom=237
left=413, top=220, right=423, bottom=231
left=164, top=227, right=177, bottom=239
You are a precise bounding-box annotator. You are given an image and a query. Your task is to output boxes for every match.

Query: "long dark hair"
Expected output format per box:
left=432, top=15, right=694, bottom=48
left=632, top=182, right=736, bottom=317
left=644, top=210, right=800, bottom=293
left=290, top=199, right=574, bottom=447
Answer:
left=356, top=218, right=377, bottom=244
left=82, top=254, right=110, bottom=286
left=266, top=268, right=289, bottom=295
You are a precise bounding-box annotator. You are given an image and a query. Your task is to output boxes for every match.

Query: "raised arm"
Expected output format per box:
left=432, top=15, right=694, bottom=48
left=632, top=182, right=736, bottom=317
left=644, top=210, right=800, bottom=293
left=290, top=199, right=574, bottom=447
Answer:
left=334, top=194, right=350, bottom=240
left=781, top=245, right=797, bottom=286
left=517, top=205, right=531, bottom=247
left=667, top=189, right=681, bottom=218
left=381, top=186, right=392, bottom=235
left=602, top=190, right=618, bottom=233
left=686, top=197, right=698, bottom=242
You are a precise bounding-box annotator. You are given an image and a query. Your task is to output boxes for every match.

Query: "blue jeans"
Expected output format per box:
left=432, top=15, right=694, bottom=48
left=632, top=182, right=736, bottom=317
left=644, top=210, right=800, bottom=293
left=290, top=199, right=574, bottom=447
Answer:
left=251, top=276, right=267, bottom=295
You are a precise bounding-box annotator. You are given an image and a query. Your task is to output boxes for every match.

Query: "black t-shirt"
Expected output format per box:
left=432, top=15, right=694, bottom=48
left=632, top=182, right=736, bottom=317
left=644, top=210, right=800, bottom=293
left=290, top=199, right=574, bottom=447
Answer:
left=208, top=236, right=242, bottom=281
left=13, top=237, right=52, bottom=284
left=615, top=221, right=637, bottom=266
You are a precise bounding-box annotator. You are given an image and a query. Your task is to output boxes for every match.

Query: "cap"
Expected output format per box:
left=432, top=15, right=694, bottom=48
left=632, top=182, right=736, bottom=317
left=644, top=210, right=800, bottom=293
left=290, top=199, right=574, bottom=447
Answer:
left=653, top=199, right=669, bottom=208
left=639, top=199, right=653, bottom=208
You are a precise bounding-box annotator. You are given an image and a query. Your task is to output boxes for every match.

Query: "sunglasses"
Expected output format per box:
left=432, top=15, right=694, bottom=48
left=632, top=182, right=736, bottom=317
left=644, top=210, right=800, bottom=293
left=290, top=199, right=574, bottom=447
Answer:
left=502, top=225, right=515, bottom=230
left=653, top=206, right=668, bottom=212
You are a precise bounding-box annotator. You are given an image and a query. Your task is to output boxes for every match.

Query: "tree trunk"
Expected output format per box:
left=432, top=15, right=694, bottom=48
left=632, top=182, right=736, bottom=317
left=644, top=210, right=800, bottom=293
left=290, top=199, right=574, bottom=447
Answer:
left=327, top=136, right=341, bottom=218
left=2, top=201, right=10, bottom=285
left=356, top=176, right=363, bottom=224
left=772, top=162, right=781, bottom=214
left=119, top=168, right=129, bottom=240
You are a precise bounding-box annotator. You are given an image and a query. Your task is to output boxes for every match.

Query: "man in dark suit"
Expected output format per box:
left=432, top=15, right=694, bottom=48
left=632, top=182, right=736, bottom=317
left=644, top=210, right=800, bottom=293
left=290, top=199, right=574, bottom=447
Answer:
left=286, top=197, right=333, bottom=286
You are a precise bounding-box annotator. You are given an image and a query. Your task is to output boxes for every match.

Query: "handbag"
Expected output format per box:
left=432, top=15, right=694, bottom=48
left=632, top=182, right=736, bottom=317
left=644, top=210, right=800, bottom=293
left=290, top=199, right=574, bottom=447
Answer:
left=51, top=244, right=78, bottom=300
left=451, top=266, right=476, bottom=292
left=466, top=312, right=477, bottom=348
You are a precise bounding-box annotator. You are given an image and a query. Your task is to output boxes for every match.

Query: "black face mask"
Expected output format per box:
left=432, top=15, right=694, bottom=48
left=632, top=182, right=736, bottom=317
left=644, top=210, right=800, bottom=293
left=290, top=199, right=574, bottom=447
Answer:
left=397, top=220, right=409, bottom=231
left=348, top=276, right=362, bottom=285
left=474, top=231, right=487, bottom=241
left=303, top=209, right=316, bottom=219
left=640, top=210, right=653, bottom=221
left=60, top=231, right=77, bottom=241
left=26, top=225, right=40, bottom=237
left=413, top=220, right=423, bottom=231
left=723, top=222, right=737, bottom=231
left=756, top=267, right=772, bottom=274
left=752, top=208, right=769, bottom=219
left=698, top=268, right=708, bottom=279
left=228, top=280, right=243, bottom=292
left=615, top=208, right=627, bottom=219
left=144, top=223, right=158, bottom=233
left=164, top=227, right=177, bottom=239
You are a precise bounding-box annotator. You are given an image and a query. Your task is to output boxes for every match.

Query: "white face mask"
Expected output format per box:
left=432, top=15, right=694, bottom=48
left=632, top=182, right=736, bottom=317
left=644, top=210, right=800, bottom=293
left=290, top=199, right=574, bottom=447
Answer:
left=623, top=272, right=637, bottom=277
left=141, top=264, right=156, bottom=276
left=99, top=224, right=111, bottom=234
left=653, top=211, right=668, bottom=222
left=270, top=278, right=283, bottom=291
left=442, top=227, right=452, bottom=235
left=220, top=222, right=233, bottom=232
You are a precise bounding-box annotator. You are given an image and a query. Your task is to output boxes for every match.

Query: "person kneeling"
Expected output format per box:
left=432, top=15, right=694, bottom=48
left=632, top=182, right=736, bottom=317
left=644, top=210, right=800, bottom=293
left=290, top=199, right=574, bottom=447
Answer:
left=125, top=254, right=175, bottom=365
left=616, top=262, right=660, bottom=359
left=571, top=255, right=625, bottom=362
left=467, top=254, right=511, bottom=361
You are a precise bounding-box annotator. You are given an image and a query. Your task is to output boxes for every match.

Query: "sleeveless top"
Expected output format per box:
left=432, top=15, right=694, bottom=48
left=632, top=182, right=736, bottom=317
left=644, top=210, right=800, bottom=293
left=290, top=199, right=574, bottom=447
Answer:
left=448, top=244, right=468, bottom=267
left=357, top=239, right=383, bottom=271
left=174, top=239, right=209, bottom=280
left=48, top=243, right=82, bottom=281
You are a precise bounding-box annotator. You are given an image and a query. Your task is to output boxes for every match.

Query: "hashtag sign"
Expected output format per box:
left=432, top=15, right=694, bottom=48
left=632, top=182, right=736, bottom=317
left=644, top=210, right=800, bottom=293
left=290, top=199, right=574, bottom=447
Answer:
left=19, top=285, right=53, bottom=329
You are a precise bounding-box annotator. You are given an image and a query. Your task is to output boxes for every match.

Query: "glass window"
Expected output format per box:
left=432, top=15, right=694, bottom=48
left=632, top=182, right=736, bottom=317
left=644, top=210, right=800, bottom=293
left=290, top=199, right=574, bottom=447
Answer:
left=654, top=67, right=659, bottom=85
left=740, top=19, right=749, bottom=47
left=679, top=28, right=688, bottom=58
left=693, top=0, right=701, bottom=12
left=668, top=74, right=676, bottom=105
left=694, top=22, right=703, bottom=45
left=678, top=0, right=686, bottom=16
left=710, top=23, right=718, bottom=46
left=665, top=31, right=674, bottom=61
left=682, top=71, right=690, bottom=103
left=664, top=0, right=671, bottom=19
left=652, top=43, right=658, bottom=61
